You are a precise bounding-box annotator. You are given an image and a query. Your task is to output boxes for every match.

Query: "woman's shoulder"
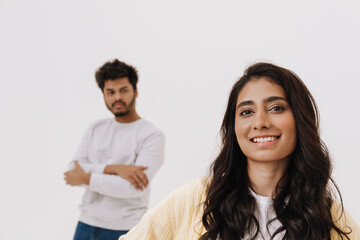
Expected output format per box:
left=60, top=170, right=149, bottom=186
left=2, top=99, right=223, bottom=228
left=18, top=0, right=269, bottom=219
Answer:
left=179, top=176, right=210, bottom=191
left=170, top=176, right=211, bottom=204
left=330, top=201, right=360, bottom=239
left=119, top=177, right=211, bottom=239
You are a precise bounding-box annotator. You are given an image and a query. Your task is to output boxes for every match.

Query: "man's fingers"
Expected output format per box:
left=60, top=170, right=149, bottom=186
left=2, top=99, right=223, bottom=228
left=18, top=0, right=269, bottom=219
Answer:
left=130, top=177, right=142, bottom=190
left=64, top=177, right=71, bottom=186
left=127, top=166, right=149, bottom=190
left=74, top=161, right=81, bottom=168
left=134, top=175, right=144, bottom=190
left=140, top=166, right=148, bottom=171
left=135, top=171, right=148, bottom=188
left=139, top=173, right=148, bottom=187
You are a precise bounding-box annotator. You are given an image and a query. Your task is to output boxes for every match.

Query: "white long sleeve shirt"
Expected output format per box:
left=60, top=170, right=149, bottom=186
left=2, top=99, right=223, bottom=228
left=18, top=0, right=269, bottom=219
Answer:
left=69, top=118, right=165, bottom=230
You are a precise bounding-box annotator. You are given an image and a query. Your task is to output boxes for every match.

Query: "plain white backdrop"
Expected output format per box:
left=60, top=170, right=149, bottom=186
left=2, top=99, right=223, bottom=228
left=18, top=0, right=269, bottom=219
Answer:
left=1, top=0, right=359, bottom=239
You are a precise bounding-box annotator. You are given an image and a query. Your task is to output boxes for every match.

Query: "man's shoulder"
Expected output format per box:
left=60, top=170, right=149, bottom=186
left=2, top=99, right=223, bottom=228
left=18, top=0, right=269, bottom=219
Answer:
left=80, top=118, right=113, bottom=135
left=136, top=119, right=164, bottom=136
left=88, top=118, right=113, bottom=129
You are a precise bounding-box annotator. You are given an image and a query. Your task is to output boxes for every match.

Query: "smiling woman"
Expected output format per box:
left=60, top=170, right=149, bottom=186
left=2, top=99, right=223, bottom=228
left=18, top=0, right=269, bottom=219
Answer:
left=119, top=62, right=360, bottom=240
left=231, top=78, right=298, bottom=203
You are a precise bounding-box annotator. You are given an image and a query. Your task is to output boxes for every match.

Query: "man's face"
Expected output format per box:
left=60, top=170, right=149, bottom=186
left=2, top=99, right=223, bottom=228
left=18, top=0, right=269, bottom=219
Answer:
left=103, top=77, right=137, bottom=118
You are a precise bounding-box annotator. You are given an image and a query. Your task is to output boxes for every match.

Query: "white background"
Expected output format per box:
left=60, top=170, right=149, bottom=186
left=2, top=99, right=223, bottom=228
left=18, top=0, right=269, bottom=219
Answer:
left=1, top=0, right=359, bottom=239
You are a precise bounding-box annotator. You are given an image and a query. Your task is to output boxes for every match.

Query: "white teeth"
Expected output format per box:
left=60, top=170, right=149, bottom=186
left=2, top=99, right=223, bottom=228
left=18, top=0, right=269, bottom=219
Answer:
left=253, top=137, right=277, bottom=143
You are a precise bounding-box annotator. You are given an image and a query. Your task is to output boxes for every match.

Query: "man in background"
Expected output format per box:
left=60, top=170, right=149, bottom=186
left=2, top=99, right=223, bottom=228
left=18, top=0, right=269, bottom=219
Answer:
left=64, top=59, right=165, bottom=240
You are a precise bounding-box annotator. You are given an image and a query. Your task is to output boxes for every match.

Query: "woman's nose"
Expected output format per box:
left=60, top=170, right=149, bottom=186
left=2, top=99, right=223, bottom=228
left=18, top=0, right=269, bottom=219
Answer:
left=252, top=111, right=271, bottom=129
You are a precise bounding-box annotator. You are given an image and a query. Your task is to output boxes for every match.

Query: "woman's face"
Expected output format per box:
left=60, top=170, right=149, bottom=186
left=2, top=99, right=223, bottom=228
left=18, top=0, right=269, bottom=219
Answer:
left=235, top=77, right=297, bottom=165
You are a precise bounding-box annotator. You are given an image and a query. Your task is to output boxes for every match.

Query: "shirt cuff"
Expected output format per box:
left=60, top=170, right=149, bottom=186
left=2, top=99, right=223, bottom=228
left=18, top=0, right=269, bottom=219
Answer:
left=91, top=164, right=106, bottom=174
left=89, top=173, right=102, bottom=191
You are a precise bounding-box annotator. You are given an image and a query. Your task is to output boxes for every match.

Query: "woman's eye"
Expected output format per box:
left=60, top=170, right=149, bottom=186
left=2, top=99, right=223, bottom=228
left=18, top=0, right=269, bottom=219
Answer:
left=240, top=110, right=253, bottom=116
left=270, top=106, right=284, bottom=112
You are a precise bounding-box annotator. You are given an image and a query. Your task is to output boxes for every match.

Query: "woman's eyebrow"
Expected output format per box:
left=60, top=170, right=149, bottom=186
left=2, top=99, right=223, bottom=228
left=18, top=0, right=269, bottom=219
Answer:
left=237, top=100, right=254, bottom=110
left=264, top=96, right=288, bottom=103
left=236, top=96, right=287, bottom=110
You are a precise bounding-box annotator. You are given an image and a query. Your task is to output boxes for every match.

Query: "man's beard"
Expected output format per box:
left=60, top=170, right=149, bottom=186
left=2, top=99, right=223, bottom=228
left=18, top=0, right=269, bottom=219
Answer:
left=114, top=110, right=130, bottom=117
left=107, top=95, right=136, bottom=117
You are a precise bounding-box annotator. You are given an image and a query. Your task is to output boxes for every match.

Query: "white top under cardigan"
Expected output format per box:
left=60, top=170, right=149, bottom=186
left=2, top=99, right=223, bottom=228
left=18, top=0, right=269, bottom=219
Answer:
left=249, top=189, right=284, bottom=239
left=215, top=189, right=284, bottom=239
left=68, top=118, right=165, bottom=230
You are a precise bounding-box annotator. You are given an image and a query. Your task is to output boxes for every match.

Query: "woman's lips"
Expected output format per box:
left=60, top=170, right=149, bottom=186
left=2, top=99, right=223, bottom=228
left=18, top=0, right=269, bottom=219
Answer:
left=250, top=136, right=280, bottom=146
left=250, top=136, right=280, bottom=143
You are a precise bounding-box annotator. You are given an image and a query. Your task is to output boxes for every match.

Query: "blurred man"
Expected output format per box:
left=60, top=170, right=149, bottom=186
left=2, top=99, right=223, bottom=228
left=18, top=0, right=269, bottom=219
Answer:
left=64, top=59, right=165, bottom=240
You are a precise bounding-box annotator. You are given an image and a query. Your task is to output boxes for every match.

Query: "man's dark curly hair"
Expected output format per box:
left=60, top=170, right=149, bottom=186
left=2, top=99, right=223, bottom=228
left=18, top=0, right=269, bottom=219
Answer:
left=95, top=59, right=138, bottom=91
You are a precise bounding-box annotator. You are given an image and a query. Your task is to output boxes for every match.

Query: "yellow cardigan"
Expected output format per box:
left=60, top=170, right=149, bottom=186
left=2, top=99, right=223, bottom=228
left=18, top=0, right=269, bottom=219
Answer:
left=120, top=178, right=360, bottom=240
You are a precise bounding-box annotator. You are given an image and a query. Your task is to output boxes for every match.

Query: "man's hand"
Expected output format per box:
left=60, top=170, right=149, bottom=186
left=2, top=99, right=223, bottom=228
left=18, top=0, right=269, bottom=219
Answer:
left=104, top=164, right=149, bottom=190
left=64, top=161, right=91, bottom=186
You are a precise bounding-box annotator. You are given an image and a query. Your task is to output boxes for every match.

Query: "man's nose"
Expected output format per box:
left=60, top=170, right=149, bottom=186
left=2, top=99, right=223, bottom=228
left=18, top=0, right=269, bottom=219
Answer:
left=114, top=92, right=122, bottom=101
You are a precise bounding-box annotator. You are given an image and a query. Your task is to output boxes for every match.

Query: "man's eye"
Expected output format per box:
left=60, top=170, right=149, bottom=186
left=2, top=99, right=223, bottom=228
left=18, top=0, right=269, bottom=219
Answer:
left=240, top=110, right=253, bottom=116
left=121, top=89, right=128, bottom=93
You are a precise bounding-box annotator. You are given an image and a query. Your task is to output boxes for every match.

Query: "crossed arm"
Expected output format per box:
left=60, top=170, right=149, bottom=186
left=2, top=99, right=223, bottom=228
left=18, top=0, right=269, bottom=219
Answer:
left=64, top=124, right=165, bottom=197
left=64, top=161, right=149, bottom=190
left=64, top=162, right=149, bottom=190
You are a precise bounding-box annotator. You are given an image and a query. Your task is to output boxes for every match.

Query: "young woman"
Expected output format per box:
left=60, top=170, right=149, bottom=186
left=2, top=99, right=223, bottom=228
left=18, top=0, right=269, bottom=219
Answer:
left=120, top=62, right=359, bottom=240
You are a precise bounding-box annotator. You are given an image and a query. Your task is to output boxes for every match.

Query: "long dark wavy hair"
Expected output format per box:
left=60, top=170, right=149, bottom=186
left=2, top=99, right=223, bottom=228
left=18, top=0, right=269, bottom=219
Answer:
left=200, top=62, right=350, bottom=240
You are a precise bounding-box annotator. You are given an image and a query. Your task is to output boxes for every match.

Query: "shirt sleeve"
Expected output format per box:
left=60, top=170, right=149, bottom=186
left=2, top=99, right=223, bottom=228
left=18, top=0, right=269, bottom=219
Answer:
left=68, top=124, right=106, bottom=174
left=89, top=130, right=166, bottom=198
